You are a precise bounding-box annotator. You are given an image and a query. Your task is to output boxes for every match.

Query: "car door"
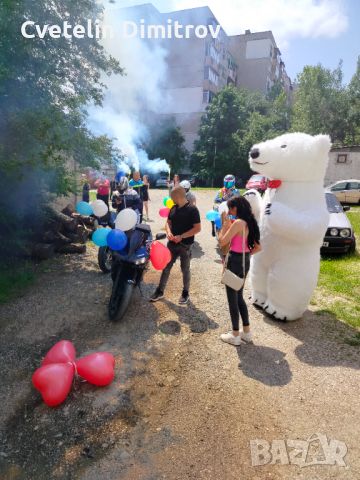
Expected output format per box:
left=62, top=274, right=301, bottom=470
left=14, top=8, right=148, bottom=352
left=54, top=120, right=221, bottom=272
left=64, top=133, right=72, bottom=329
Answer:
left=345, top=182, right=360, bottom=204
left=330, top=182, right=348, bottom=202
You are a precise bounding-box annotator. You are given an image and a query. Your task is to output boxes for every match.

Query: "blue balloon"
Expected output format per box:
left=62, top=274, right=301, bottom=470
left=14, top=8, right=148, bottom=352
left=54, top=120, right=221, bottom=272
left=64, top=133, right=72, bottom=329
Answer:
left=92, top=228, right=110, bottom=247
left=206, top=210, right=220, bottom=222
left=214, top=216, right=222, bottom=229
left=107, top=229, right=128, bottom=251
left=76, top=201, right=93, bottom=216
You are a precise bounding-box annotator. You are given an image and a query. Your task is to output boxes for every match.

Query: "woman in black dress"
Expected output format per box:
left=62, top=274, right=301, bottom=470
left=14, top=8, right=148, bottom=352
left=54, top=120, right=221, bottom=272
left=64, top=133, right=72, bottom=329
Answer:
left=142, top=175, right=150, bottom=220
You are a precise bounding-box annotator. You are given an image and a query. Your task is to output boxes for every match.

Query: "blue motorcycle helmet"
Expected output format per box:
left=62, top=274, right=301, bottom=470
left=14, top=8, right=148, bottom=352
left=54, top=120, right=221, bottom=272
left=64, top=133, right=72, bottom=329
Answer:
left=224, top=174, right=235, bottom=189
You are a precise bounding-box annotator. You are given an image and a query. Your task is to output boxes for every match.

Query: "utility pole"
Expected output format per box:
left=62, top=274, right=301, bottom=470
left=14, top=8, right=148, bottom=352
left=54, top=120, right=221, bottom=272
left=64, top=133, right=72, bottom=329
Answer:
left=212, top=140, right=217, bottom=187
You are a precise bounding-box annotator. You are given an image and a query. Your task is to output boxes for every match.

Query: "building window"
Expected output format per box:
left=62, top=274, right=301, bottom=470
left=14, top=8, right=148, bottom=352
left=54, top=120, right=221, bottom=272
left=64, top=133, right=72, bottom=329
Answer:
left=336, top=154, right=348, bottom=164
left=203, top=90, right=215, bottom=104
left=204, top=66, right=219, bottom=86
left=205, top=42, right=220, bottom=64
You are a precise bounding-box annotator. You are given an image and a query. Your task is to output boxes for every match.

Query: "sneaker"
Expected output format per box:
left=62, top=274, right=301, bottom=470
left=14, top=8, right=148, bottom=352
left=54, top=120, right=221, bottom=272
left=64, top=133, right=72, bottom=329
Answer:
left=220, top=331, right=242, bottom=346
left=179, top=290, right=190, bottom=305
left=240, top=331, right=253, bottom=343
left=150, top=288, right=164, bottom=302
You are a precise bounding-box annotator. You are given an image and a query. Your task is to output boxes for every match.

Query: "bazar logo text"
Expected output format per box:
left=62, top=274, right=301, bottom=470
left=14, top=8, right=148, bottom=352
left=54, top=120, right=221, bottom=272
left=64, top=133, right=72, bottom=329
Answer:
left=250, top=434, right=347, bottom=468
left=21, top=19, right=221, bottom=40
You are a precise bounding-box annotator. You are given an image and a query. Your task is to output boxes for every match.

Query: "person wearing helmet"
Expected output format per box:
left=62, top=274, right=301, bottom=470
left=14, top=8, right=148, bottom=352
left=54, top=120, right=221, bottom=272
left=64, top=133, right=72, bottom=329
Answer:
left=180, top=180, right=196, bottom=206
left=214, top=174, right=240, bottom=203
left=111, top=176, right=143, bottom=221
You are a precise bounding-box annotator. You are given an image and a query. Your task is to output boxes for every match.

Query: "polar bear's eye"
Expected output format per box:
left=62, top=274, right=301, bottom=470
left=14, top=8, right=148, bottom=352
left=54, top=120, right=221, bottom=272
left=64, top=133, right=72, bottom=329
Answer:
left=281, top=144, right=287, bottom=148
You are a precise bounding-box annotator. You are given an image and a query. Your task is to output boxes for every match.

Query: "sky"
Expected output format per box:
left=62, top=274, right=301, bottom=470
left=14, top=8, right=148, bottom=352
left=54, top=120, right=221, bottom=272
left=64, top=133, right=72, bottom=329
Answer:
left=111, top=0, right=360, bottom=83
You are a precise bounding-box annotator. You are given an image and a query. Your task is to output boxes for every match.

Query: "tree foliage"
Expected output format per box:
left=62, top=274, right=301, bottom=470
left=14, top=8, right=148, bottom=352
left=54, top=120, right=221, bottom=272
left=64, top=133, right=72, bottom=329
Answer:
left=145, top=118, right=188, bottom=174
left=191, top=86, right=289, bottom=183
left=291, top=63, right=349, bottom=144
left=0, top=0, right=122, bottom=259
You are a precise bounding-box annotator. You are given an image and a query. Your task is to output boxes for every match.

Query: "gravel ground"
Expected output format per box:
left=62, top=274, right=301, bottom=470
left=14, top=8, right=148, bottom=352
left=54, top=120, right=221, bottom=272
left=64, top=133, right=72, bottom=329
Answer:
left=0, top=189, right=359, bottom=480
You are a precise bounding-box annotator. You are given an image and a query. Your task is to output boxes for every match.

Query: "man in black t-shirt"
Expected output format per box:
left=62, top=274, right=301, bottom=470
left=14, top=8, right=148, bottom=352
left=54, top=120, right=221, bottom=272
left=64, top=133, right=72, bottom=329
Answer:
left=150, top=186, right=201, bottom=305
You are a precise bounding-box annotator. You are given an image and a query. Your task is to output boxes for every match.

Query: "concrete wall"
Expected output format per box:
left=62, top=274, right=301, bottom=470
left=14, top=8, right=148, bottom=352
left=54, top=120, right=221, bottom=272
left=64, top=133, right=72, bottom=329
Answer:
left=325, top=148, right=360, bottom=185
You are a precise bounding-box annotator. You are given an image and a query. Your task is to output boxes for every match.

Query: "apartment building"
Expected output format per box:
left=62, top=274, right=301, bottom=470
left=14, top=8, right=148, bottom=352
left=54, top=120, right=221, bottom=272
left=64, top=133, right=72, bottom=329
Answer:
left=229, top=30, right=293, bottom=98
left=159, top=6, right=238, bottom=152
left=118, top=3, right=291, bottom=153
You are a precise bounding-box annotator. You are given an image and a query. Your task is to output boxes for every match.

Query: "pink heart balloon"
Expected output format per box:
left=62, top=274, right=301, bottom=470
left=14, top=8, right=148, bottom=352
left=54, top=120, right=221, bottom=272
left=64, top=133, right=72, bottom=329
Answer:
left=32, top=363, right=75, bottom=407
left=42, top=340, right=76, bottom=366
left=76, top=352, right=115, bottom=386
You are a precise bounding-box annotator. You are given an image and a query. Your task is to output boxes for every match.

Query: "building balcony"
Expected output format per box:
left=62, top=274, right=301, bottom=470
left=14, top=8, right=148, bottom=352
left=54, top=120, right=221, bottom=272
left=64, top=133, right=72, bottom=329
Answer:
left=205, top=55, right=220, bottom=74
left=203, top=79, right=219, bottom=93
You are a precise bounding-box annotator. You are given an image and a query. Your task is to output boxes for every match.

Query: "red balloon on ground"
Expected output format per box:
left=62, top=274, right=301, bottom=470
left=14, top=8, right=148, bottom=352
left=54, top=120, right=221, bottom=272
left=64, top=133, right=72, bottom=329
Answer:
left=159, top=207, right=170, bottom=218
left=42, top=340, right=76, bottom=366
left=76, top=352, right=115, bottom=387
left=32, top=363, right=75, bottom=407
left=150, top=241, right=172, bottom=270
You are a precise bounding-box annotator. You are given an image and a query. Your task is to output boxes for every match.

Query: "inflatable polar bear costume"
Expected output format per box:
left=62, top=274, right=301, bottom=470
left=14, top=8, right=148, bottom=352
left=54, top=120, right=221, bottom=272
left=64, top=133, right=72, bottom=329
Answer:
left=248, top=132, right=330, bottom=321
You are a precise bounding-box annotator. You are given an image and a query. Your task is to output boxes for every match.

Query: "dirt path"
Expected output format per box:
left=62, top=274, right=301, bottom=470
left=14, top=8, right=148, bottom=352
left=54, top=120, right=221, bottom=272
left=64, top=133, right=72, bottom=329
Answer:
left=0, top=190, right=359, bottom=480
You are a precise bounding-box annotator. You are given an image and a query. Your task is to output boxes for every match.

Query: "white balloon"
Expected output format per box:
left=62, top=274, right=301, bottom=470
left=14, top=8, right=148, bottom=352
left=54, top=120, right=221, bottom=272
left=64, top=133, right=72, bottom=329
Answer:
left=115, top=208, right=138, bottom=231
left=218, top=201, right=229, bottom=215
left=90, top=200, right=108, bottom=218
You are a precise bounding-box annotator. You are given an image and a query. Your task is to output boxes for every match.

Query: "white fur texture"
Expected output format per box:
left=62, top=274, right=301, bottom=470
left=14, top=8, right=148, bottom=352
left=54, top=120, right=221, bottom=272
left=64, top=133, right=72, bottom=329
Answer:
left=243, top=188, right=262, bottom=223
left=249, top=132, right=330, bottom=321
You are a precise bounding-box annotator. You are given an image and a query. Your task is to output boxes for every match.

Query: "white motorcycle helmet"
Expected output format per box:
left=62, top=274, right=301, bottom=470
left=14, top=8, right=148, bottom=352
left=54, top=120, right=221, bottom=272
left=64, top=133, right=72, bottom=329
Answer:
left=180, top=180, right=191, bottom=192
left=117, top=176, right=129, bottom=193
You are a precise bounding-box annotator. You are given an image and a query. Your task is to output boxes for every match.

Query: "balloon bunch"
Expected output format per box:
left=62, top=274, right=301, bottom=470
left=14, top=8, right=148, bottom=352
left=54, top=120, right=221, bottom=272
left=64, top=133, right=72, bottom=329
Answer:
left=76, top=199, right=109, bottom=218
left=91, top=208, right=139, bottom=248
left=159, top=196, right=175, bottom=218
left=205, top=208, right=223, bottom=229
left=32, top=341, right=116, bottom=407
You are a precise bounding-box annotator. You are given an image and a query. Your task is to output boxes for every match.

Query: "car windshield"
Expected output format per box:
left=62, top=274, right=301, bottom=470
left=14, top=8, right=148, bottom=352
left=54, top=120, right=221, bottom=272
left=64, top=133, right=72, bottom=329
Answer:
left=325, top=193, right=343, bottom=213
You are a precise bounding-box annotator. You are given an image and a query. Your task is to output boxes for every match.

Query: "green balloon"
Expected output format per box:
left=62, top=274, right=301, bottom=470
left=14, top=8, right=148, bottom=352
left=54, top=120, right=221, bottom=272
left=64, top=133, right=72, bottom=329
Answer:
left=163, top=196, right=170, bottom=206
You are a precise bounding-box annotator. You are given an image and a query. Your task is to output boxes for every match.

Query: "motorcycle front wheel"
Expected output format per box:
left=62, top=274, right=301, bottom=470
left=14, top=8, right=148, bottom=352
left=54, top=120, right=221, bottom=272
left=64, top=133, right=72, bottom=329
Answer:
left=98, top=246, right=112, bottom=273
left=108, top=270, right=134, bottom=322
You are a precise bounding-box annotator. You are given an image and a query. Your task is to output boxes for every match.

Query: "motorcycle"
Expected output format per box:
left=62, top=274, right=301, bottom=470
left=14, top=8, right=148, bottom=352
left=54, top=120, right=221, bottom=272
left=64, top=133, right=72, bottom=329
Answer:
left=108, top=224, right=166, bottom=321
left=97, top=211, right=116, bottom=274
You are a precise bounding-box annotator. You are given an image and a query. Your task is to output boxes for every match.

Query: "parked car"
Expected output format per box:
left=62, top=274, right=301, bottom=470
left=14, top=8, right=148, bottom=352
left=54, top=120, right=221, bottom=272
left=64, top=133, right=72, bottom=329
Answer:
left=328, top=179, right=360, bottom=204
left=246, top=174, right=268, bottom=194
left=155, top=176, right=169, bottom=188
left=321, top=192, right=356, bottom=254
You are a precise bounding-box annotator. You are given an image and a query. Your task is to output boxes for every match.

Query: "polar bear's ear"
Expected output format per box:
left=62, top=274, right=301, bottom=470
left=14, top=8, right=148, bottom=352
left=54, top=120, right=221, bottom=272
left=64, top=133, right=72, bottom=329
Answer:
left=314, top=134, right=332, bottom=154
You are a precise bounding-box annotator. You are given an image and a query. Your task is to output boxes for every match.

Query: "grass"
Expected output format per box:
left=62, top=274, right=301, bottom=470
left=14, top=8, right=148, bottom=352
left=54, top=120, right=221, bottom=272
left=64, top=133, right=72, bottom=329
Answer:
left=0, top=263, right=35, bottom=304
left=313, top=205, right=360, bottom=330
left=90, top=189, right=97, bottom=202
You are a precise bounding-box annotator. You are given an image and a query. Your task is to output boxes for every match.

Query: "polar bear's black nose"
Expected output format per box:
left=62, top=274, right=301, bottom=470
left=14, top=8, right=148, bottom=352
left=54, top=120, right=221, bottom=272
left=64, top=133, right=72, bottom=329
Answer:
left=250, top=148, right=260, bottom=159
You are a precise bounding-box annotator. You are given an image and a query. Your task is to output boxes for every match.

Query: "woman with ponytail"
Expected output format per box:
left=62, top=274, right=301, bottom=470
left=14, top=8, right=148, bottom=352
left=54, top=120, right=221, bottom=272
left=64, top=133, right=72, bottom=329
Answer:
left=218, top=196, right=260, bottom=346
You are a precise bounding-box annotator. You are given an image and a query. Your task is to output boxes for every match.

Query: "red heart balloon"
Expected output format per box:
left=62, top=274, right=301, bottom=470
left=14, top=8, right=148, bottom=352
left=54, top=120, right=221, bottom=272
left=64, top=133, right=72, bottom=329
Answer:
left=150, top=241, right=172, bottom=271
left=42, top=340, right=76, bottom=366
left=32, top=363, right=75, bottom=407
left=76, top=352, right=115, bottom=386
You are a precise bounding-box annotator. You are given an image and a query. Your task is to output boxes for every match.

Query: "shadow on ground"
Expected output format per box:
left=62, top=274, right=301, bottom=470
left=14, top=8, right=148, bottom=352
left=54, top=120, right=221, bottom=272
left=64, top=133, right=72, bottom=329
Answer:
left=236, top=344, right=292, bottom=386
left=259, top=308, right=360, bottom=370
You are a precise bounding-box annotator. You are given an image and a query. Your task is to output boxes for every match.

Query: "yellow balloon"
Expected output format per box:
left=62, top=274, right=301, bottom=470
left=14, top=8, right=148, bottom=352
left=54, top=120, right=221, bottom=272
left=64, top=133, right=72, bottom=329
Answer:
left=166, top=199, right=175, bottom=209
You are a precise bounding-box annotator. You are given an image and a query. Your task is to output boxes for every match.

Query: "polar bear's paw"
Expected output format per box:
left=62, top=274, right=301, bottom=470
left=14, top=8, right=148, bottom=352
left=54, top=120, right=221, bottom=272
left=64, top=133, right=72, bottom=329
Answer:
left=263, top=302, right=288, bottom=322
left=250, top=292, right=267, bottom=309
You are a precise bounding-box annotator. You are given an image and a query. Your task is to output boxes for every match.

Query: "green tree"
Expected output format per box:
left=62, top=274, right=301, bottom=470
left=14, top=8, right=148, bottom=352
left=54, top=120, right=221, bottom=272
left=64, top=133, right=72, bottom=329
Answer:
left=0, top=0, right=122, bottom=259
left=347, top=56, right=360, bottom=144
left=291, top=63, right=349, bottom=144
left=145, top=118, right=188, bottom=173
left=191, top=86, right=289, bottom=184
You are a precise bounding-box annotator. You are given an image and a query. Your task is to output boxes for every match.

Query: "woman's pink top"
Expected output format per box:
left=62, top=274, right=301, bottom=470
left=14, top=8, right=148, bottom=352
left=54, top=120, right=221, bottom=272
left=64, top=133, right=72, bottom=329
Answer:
left=230, top=234, right=250, bottom=253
